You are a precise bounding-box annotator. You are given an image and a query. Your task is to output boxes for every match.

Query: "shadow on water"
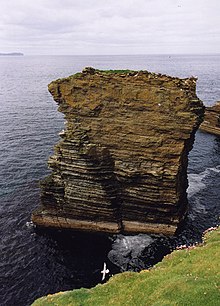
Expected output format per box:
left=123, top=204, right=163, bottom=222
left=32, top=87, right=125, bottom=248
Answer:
left=34, top=227, right=120, bottom=285
left=214, top=136, right=220, bottom=154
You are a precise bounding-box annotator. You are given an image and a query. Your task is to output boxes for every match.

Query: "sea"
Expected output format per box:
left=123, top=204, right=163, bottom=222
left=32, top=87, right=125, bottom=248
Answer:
left=0, top=54, right=220, bottom=306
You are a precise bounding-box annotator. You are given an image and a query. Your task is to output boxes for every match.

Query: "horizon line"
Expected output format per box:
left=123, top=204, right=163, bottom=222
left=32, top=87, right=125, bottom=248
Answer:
left=4, top=52, right=220, bottom=56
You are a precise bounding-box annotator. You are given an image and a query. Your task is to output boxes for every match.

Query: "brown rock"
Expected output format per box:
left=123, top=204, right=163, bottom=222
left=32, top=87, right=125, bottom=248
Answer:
left=200, top=102, right=220, bottom=136
left=32, top=68, right=204, bottom=235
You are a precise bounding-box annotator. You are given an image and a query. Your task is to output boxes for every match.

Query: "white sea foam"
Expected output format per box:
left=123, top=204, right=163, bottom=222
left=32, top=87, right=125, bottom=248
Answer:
left=187, top=165, right=220, bottom=198
left=111, top=234, right=153, bottom=256
left=26, top=221, right=36, bottom=228
left=108, top=234, right=153, bottom=270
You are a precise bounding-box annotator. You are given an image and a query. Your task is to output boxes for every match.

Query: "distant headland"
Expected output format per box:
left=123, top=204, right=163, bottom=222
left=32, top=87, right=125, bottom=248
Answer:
left=0, top=52, right=24, bottom=56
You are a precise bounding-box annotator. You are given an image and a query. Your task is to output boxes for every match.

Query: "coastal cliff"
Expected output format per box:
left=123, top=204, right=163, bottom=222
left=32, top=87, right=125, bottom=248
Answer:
left=31, top=227, right=220, bottom=306
left=32, top=68, right=204, bottom=235
left=200, top=102, right=220, bottom=136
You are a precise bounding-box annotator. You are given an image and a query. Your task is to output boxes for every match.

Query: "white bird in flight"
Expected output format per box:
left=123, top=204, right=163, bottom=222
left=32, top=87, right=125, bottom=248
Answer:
left=101, top=262, right=109, bottom=281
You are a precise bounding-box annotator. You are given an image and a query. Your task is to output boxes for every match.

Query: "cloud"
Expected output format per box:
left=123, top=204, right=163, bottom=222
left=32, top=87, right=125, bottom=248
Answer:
left=0, top=0, right=219, bottom=54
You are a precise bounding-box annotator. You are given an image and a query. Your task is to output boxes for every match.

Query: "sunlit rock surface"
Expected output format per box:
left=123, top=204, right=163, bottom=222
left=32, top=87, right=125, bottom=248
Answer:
left=200, top=101, right=220, bottom=136
left=32, top=67, right=204, bottom=235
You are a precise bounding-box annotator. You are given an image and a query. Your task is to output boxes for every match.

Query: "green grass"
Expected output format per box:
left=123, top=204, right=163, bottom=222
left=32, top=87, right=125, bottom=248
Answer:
left=32, top=227, right=220, bottom=306
left=72, top=72, right=82, bottom=78
left=95, top=69, right=137, bottom=74
left=54, top=69, right=139, bottom=82
left=71, top=69, right=137, bottom=77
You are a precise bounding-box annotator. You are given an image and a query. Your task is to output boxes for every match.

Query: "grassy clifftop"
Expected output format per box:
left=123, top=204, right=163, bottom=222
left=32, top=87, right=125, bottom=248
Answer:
left=32, top=227, right=220, bottom=306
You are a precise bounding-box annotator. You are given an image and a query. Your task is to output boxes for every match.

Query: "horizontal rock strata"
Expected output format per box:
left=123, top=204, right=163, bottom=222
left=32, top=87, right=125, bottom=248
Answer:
left=199, top=102, right=220, bottom=136
left=32, top=67, right=204, bottom=235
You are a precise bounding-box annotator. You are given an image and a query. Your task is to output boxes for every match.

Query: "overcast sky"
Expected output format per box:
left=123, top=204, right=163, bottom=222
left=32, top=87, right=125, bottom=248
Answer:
left=0, top=0, right=219, bottom=55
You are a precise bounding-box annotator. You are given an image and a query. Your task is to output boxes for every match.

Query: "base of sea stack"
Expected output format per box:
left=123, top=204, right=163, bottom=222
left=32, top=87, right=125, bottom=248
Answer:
left=122, top=221, right=177, bottom=236
left=31, top=210, right=121, bottom=234
left=32, top=210, right=178, bottom=236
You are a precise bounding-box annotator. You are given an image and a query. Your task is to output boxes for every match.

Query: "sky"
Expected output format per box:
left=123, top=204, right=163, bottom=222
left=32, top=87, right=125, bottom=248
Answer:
left=0, top=0, right=220, bottom=55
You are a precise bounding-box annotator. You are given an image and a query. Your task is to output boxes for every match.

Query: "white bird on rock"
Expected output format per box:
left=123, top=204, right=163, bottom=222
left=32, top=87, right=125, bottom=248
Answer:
left=101, top=262, right=109, bottom=281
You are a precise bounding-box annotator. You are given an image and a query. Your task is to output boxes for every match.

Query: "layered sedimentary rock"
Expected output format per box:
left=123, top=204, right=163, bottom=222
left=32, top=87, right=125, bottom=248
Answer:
left=200, top=102, right=220, bottom=136
left=32, top=67, right=204, bottom=235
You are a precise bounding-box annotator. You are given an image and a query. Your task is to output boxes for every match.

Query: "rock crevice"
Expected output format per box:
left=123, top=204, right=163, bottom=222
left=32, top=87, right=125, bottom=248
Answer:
left=32, top=68, right=204, bottom=235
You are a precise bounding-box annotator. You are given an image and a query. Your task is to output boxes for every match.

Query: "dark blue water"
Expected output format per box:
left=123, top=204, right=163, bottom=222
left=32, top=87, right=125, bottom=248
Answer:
left=0, top=55, right=220, bottom=306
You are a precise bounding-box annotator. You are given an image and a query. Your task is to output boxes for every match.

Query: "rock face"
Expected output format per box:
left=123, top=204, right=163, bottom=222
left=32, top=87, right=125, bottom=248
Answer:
left=200, top=102, right=220, bottom=136
left=32, top=68, right=204, bottom=235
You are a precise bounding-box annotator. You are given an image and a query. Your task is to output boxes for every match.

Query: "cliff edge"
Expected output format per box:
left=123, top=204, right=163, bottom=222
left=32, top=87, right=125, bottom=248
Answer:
left=32, top=227, right=220, bottom=306
left=32, top=68, right=204, bottom=235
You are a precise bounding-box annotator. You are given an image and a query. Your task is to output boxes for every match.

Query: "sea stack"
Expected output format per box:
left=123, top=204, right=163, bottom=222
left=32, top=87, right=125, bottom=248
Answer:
left=199, top=102, right=220, bottom=136
left=32, top=68, right=204, bottom=235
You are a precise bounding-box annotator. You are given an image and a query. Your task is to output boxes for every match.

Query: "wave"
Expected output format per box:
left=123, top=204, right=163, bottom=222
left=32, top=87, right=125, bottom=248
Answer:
left=187, top=165, right=220, bottom=198
left=108, top=234, right=154, bottom=271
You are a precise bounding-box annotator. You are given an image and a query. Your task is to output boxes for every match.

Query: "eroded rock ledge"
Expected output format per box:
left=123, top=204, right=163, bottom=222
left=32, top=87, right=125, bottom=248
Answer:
left=32, top=68, right=204, bottom=235
left=200, top=102, right=220, bottom=136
